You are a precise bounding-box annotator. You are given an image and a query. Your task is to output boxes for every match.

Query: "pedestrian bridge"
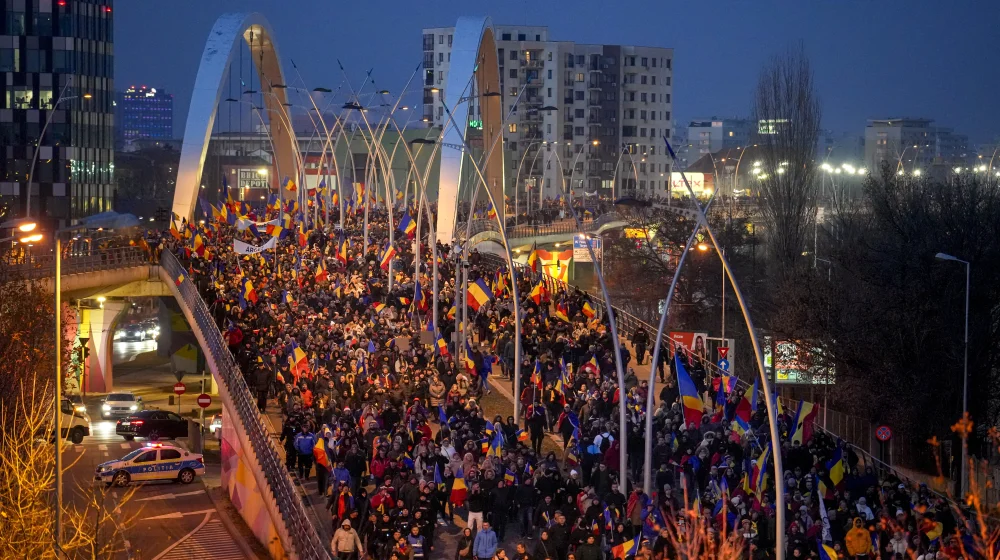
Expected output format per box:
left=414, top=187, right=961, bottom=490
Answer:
left=457, top=212, right=627, bottom=254
left=4, top=249, right=326, bottom=559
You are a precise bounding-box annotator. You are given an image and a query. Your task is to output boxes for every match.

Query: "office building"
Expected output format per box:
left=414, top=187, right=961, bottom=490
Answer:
left=421, top=25, right=673, bottom=202
left=686, top=117, right=753, bottom=160
left=864, top=118, right=970, bottom=171
left=116, top=85, right=173, bottom=150
left=0, top=0, right=115, bottom=222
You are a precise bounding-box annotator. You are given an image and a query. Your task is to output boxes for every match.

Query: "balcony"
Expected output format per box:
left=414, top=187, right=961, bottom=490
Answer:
left=520, top=58, right=544, bottom=69
left=525, top=96, right=543, bottom=105
left=588, top=97, right=602, bottom=106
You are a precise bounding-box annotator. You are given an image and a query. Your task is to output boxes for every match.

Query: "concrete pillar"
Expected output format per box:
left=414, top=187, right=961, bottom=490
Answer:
left=77, top=301, right=129, bottom=393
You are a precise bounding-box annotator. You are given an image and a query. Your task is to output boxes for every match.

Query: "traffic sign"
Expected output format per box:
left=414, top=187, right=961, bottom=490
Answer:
left=718, top=347, right=729, bottom=359
left=173, top=382, right=186, bottom=396
left=197, top=394, right=212, bottom=408
left=717, top=358, right=730, bottom=371
left=875, top=425, right=892, bottom=442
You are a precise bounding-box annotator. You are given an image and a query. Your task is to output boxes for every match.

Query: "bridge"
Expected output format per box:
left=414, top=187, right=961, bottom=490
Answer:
left=457, top=212, right=627, bottom=255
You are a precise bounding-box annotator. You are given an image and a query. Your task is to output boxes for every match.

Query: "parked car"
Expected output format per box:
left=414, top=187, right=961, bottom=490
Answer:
left=116, top=410, right=188, bottom=441
left=95, top=442, right=205, bottom=486
left=101, top=392, right=143, bottom=419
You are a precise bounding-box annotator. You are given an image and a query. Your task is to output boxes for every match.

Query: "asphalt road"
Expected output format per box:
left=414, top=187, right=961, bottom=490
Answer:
left=59, top=342, right=249, bottom=560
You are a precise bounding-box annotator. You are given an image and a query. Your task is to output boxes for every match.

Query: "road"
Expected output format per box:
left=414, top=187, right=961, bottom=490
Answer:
left=58, top=341, right=252, bottom=560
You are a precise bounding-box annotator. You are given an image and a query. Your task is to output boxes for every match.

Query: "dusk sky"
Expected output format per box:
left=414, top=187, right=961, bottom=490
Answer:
left=115, top=0, right=1000, bottom=145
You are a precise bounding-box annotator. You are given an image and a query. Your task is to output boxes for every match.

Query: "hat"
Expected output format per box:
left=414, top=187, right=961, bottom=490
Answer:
left=341, top=519, right=351, bottom=528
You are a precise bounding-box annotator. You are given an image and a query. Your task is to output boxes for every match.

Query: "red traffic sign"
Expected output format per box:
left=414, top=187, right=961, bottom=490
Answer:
left=173, top=382, right=186, bottom=396
left=197, top=393, right=212, bottom=408
left=875, top=425, right=892, bottom=442
left=718, top=347, right=730, bottom=359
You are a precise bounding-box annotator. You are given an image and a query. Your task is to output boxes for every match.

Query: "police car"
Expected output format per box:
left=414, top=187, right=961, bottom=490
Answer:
left=95, top=443, right=205, bottom=487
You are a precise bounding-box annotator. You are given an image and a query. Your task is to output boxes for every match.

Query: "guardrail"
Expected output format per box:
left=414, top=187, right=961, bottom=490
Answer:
left=458, top=212, right=625, bottom=242
left=161, top=251, right=329, bottom=559
left=1, top=246, right=148, bottom=280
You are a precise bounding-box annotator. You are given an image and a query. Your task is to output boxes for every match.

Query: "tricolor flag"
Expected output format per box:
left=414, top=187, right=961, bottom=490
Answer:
left=529, top=280, right=545, bottom=304
left=790, top=400, right=818, bottom=445
left=336, top=237, right=349, bottom=265
left=283, top=176, right=297, bottom=192
left=397, top=212, right=416, bottom=239
left=435, top=334, right=450, bottom=357
left=315, top=261, right=329, bottom=282
left=526, top=245, right=540, bottom=274
left=582, top=300, right=596, bottom=319
left=288, top=341, right=308, bottom=376
left=380, top=243, right=396, bottom=271
left=676, top=354, right=704, bottom=428
left=466, top=278, right=494, bottom=312
left=175, top=274, right=185, bottom=286
left=611, top=535, right=641, bottom=560
left=449, top=467, right=468, bottom=505
left=239, top=277, right=258, bottom=306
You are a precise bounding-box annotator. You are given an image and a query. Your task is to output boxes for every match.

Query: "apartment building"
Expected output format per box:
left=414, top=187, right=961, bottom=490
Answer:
left=421, top=25, right=673, bottom=202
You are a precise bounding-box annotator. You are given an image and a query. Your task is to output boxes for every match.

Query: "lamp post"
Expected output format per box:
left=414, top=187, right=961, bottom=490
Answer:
left=25, top=79, right=91, bottom=218
left=935, top=252, right=970, bottom=497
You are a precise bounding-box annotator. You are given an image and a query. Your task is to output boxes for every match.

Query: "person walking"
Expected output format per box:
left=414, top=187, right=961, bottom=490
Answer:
left=294, top=426, right=317, bottom=480
left=633, top=327, right=649, bottom=365
left=473, top=521, right=498, bottom=560
left=331, top=519, right=364, bottom=560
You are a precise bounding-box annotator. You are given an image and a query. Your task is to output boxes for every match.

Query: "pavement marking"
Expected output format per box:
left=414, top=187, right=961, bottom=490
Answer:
left=134, top=490, right=205, bottom=502
left=120, top=443, right=131, bottom=449
left=154, top=515, right=247, bottom=560
left=140, top=508, right=217, bottom=522
left=98, top=444, right=108, bottom=451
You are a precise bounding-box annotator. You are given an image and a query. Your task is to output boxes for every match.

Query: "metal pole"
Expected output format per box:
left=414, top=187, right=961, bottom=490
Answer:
left=664, top=137, right=785, bottom=560
left=28, top=79, right=72, bottom=218
left=54, top=236, right=63, bottom=545
left=962, top=261, right=970, bottom=497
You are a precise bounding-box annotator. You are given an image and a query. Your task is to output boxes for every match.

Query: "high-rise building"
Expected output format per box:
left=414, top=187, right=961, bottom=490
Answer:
left=421, top=25, right=673, bottom=202
left=0, top=0, right=115, bottom=223
left=864, top=118, right=970, bottom=171
left=115, top=85, right=173, bottom=150
left=686, top=117, right=753, bottom=160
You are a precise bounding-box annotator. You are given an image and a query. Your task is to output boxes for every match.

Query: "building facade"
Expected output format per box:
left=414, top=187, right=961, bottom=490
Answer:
left=0, top=0, right=114, bottom=223
left=421, top=25, right=673, bottom=206
left=115, top=85, right=172, bottom=150
left=686, top=117, right=753, bottom=160
left=864, top=117, right=970, bottom=172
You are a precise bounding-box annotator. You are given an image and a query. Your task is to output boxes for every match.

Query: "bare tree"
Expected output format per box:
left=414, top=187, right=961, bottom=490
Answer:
left=750, top=45, right=822, bottom=273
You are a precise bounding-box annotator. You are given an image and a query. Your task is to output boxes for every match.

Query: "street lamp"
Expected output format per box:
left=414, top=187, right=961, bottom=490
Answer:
left=935, top=252, right=970, bottom=498
left=25, top=80, right=91, bottom=218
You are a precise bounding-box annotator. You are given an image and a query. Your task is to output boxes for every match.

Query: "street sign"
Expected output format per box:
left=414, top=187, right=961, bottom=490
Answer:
left=717, top=358, right=730, bottom=371
left=196, top=394, right=211, bottom=408
left=573, top=236, right=602, bottom=263
left=718, top=347, right=729, bottom=359
left=173, top=382, right=186, bottom=396
left=875, top=425, right=892, bottom=442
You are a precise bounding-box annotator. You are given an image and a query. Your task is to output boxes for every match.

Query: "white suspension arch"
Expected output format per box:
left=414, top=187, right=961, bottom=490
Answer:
left=172, top=13, right=297, bottom=221
left=436, top=16, right=505, bottom=243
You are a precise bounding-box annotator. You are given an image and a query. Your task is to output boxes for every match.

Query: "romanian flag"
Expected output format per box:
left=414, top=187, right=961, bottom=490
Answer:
left=526, top=246, right=540, bottom=274
left=283, top=176, right=297, bottom=192
left=282, top=290, right=294, bottom=305
left=827, top=446, right=845, bottom=489
left=790, top=400, right=818, bottom=445
left=449, top=467, right=468, bottom=506
left=313, top=436, right=331, bottom=472
left=487, top=202, right=497, bottom=220
left=192, top=234, right=206, bottom=257
left=336, top=237, right=349, bottom=265
left=434, top=464, right=445, bottom=491
left=373, top=302, right=386, bottom=313
left=315, top=261, right=329, bottom=282
left=239, top=278, right=258, bottom=306
left=288, top=341, right=308, bottom=376
left=516, top=429, right=529, bottom=442
left=169, top=221, right=182, bottom=240
left=529, top=280, right=545, bottom=304
left=676, top=354, right=704, bottom=428
left=297, top=223, right=308, bottom=248
left=582, top=300, right=596, bottom=319
left=734, top=384, right=755, bottom=424
left=752, top=443, right=771, bottom=495
left=466, top=278, right=494, bottom=312
left=435, top=334, right=450, bottom=357
left=818, top=541, right=838, bottom=560
left=611, top=535, right=641, bottom=560
left=414, top=282, right=428, bottom=311
left=398, top=212, right=416, bottom=239
left=175, top=274, right=185, bottom=286
left=554, top=301, right=570, bottom=322
left=447, top=304, right=457, bottom=320
left=503, top=468, right=515, bottom=484
left=380, top=243, right=396, bottom=271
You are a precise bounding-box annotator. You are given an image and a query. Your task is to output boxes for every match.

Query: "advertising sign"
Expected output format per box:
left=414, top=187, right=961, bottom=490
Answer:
left=573, top=236, right=602, bottom=263
left=670, top=172, right=708, bottom=197
left=763, top=337, right=835, bottom=385
left=668, top=331, right=709, bottom=360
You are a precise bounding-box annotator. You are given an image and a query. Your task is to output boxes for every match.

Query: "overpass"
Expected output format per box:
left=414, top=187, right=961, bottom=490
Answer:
left=457, top=212, right=627, bottom=255
left=5, top=249, right=326, bottom=559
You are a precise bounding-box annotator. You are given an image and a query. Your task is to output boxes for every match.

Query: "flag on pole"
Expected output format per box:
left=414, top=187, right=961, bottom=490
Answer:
left=398, top=212, right=416, bottom=239
left=466, top=278, right=495, bottom=312
left=676, top=354, right=704, bottom=428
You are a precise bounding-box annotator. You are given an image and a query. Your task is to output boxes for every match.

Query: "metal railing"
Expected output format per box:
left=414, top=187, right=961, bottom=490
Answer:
left=161, top=251, right=329, bottom=559
left=458, top=211, right=624, bottom=242
left=2, top=246, right=148, bottom=280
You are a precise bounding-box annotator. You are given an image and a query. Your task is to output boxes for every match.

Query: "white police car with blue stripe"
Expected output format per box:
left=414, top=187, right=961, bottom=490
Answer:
left=95, top=443, right=205, bottom=487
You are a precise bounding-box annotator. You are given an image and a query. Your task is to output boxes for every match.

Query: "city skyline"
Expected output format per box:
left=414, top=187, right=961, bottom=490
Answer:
left=114, top=0, right=1000, bottom=144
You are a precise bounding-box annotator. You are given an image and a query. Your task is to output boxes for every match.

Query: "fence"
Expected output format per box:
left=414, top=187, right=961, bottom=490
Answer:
left=1, top=245, right=148, bottom=280
left=458, top=211, right=624, bottom=242
left=161, top=251, right=329, bottom=559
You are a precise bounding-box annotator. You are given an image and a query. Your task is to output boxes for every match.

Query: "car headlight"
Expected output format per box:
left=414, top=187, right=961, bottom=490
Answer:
left=129, top=405, right=137, bottom=411
left=74, top=405, right=87, bottom=413
left=102, top=404, right=111, bottom=411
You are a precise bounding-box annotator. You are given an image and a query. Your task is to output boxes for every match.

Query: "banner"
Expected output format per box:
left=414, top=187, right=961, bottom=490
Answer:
left=234, top=237, right=277, bottom=255
left=236, top=218, right=279, bottom=231
left=669, top=331, right=709, bottom=360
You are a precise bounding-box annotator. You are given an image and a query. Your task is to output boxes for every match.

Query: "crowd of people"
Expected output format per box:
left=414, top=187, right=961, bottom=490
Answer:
left=144, top=190, right=971, bottom=560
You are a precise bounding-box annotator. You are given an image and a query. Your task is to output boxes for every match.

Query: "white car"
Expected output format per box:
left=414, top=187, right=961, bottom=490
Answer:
left=58, top=398, right=91, bottom=444
left=95, top=443, right=205, bottom=487
left=101, top=392, right=143, bottom=419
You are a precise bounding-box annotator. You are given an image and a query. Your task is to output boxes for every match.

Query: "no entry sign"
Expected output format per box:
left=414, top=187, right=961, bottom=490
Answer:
left=875, top=425, right=892, bottom=442
left=173, top=382, right=186, bottom=396
left=197, top=394, right=212, bottom=408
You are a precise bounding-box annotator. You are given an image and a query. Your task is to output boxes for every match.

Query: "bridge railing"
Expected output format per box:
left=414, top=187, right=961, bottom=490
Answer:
left=161, top=251, right=328, bottom=559
left=458, top=211, right=625, bottom=242
left=1, top=246, right=148, bottom=280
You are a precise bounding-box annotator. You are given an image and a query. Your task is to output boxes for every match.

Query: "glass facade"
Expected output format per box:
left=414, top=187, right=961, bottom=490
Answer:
left=0, top=0, right=114, bottom=223
left=115, top=85, right=172, bottom=148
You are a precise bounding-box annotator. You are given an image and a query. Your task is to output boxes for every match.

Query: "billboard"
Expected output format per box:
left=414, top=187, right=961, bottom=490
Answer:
left=573, top=236, right=602, bottom=263
left=670, top=172, right=709, bottom=197
left=763, top=337, right=835, bottom=385
left=669, top=331, right=709, bottom=361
